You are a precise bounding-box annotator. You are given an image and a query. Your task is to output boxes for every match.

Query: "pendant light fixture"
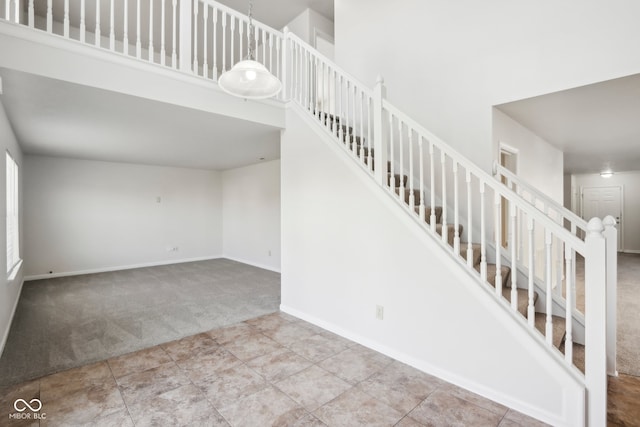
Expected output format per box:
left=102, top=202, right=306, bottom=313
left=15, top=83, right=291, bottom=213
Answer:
left=218, top=1, right=282, bottom=99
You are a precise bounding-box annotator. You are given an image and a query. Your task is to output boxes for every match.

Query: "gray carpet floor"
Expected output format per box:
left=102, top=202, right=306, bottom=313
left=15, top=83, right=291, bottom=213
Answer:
left=0, top=258, right=280, bottom=386
left=570, top=252, right=640, bottom=376
left=615, top=253, right=640, bottom=377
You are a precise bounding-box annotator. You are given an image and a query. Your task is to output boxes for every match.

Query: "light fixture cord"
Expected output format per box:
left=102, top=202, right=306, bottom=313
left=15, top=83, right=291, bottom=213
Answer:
left=248, top=0, right=255, bottom=61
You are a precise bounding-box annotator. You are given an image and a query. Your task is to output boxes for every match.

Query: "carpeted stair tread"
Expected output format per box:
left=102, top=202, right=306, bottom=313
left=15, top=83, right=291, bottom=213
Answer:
left=346, top=135, right=366, bottom=147
left=534, top=313, right=567, bottom=350
left=387, top=173, right=408, bottom=188
left=414, top=206, right=443, bottom=224
left=395, top=188, right=422, bottom=205
left=503, top=287, right=535, bottom=318
left=460, top=243, right=482, bottom=266
left=475, top=263, right=511, bottom=289
left=435, top=224, right=463, bottom=246
left=563, top=343, right=585, bottom=373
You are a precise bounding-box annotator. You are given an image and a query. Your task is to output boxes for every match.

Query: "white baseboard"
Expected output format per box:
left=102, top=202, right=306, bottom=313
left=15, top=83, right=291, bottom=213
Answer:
left=23, top=255, right=224, bottom=281
left=223, top=256, right=281, bottom=273
left=0, top=277, right=24, bottom=359
left=622, top=249, right=640, bottom=254
left=280, top=304, right=570, bottom=427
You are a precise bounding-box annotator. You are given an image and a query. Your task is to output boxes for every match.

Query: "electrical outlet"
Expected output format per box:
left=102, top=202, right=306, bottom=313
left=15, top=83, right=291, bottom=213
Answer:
left=376, top=305, right=384, bottom=320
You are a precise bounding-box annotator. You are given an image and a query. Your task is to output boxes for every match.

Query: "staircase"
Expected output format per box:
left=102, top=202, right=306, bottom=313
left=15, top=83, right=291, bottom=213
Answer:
left=323, top=111, right=574, bottom=354
left=0, top=1, right=616, bottom=424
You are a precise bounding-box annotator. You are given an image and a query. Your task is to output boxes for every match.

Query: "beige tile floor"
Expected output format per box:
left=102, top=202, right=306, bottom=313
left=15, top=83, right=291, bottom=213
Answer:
left=0, top=312, right=550, bottom=426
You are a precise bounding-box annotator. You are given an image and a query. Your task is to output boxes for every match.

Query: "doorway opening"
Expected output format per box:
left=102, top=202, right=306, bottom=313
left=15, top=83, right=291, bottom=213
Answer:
left=499, top=144, right=518, bottom=248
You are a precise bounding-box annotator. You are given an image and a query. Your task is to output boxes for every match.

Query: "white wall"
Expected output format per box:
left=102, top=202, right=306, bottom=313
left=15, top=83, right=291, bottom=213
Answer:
left=285, top=8, right=334, bottom=47
left=222, top=160, right=281, bottom=272
left=335, top=0, right=640, bottom=172
left=493, top=108, right=564, bottom=204
left=281, top=106, right=584, bottom=426
left=572, top=171, right=640, bottom=252
left=0, top=99, right=24, bottom=356
left=24, top=156, right=223, bottom=278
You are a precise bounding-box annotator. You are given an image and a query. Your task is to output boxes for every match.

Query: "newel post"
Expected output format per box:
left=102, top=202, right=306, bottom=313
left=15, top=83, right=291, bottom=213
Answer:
left=603, top=215, right=618, bottom=377
left=373, top=75, right=388, bottom=186
left=584, top=217, right=607, bottom=426
left=179, top=0, right=193, bottom=72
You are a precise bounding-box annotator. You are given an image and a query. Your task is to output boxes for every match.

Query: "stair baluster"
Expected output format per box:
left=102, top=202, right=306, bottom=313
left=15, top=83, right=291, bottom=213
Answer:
left=429, top=142, right=436, bottom=232
left=202, top=6, right=209, bottom=77
left=398, top=121, right=405, bottom=201
left=351, top=84, right=357, bottom=157
left=408, top=128, right=415, bottom=210
left=453, top=161, right=460, bottom=254
left=46, top=0, right=52, bottom=33
left=221, top=11, right=226, bottom=72
left=545, top=230, right=553, bottom=345
left=565, top=245, right=574, bottom=363
left=510, top=203, right=518, bottom=311
left=466, top=171, right=473, bottom=268
left=261, top=28, right=266, bottom=65
left=389, top=115, right=395, bottom=191
left=440, top=151, right=447, bottom=244
left=527, top=217, right=536, bottom=327
left=359, top=89, right=365, bottom=162
left=64, top=0, right=69, bottom=38
left=189, top=1, right=195, bottom=70
left=96, top=0, right=101, bottom=47
left=494, top=192, right=502, bottom=296
left=212, top=7, right=218, bottom=73
left=135, top=0, right=141, bottom=57
left=269, top=32, right=274, bottom=73
left=367, top=97, right=373, bottom=173
left=28, top=0, right=34, bottom=28
left=110, top=0, right=115, bottom=51
left=418, top=138, right=425, bottom=221
left=149, top=0, right=155, bottom=61
left=80, top=0, right=86, bottom=43
left=480, top=182, right=487, bottom=282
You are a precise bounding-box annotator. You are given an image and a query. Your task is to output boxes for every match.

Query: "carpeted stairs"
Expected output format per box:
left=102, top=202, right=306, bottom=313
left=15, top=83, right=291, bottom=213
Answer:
left=322, top=111, right=572, bottom=356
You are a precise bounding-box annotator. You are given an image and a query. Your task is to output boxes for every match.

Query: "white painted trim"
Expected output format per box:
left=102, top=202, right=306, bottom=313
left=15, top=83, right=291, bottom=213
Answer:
left=0, top=277, right=24, bottom=359
left=222, top=256, right=281, bottom=273
left=280, top=304, right=574, bottom=427
left=23, top=255, right=223, bottom=281
left=622, top=249, right=640, bottom=254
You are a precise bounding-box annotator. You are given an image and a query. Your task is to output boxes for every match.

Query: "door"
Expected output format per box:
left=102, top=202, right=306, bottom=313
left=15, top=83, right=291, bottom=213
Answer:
left=582, top=186, right=623, bottom=250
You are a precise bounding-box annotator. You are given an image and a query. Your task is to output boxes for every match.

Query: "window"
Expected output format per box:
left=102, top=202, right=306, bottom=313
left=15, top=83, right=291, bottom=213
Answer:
left=6, top=151, right=19, bottom=275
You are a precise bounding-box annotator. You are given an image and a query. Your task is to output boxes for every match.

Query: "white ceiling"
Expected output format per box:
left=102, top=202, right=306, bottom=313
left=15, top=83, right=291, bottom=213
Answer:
left=0, top=68, right=281, bottom=170
left=496, top=73, right=640, bottom=175
left=217, top=0, right=334, bottom=28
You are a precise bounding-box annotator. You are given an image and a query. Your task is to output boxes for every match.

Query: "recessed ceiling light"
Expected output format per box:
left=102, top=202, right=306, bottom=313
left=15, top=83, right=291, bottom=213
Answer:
left=600, top=171, right=613, bottom=178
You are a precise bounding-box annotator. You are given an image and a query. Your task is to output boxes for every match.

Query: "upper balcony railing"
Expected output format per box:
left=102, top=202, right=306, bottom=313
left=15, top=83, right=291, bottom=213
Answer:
left=0, top=0, right=286, bottom=99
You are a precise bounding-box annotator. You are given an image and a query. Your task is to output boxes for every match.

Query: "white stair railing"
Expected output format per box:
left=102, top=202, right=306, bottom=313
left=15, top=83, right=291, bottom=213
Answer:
left=0, top=2, right=615, bottom=423
left=494, top=162, right=588, bottom=237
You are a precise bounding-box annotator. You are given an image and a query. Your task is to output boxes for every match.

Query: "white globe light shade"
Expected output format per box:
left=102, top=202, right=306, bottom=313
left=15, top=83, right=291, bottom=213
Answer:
left=218, top=60, right=282, bottom=99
